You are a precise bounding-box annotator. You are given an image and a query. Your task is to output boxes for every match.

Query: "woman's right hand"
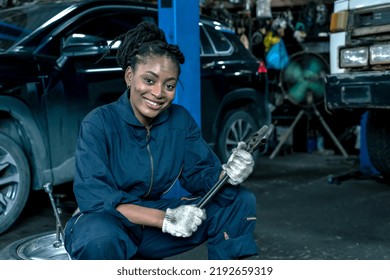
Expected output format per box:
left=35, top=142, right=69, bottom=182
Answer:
left=162, top=205, right=206, bottom=237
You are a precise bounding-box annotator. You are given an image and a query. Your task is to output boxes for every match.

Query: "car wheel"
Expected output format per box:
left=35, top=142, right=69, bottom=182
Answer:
left=217, top=110, right=259, bottom=163
left=0, top=231, right=69, bottom=260
left=0, top=133, right=30, bottom=234
left=366, top=111, right=390, bottom=178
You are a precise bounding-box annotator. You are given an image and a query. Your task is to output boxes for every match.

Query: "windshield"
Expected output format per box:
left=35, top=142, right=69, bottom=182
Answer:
left=0, top=3, right=73, bottom=52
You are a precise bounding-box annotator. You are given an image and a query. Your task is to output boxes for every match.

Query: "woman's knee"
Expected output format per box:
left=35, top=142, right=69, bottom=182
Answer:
left=77, top=236, right=131, bottom=260
left=240, top=187, right=256, bottom=202
left=235, top=188, right=257, bottom=212
left=66, top=212, right=125, bottom=237
left=65, top=212, right=136, bottom=259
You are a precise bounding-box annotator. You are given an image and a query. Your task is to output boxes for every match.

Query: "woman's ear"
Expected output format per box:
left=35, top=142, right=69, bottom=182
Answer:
left=124, top=66, right=133, bottom=88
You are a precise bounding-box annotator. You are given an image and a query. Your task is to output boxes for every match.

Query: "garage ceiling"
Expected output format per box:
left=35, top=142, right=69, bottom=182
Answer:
left=204, top=0, right=335, bottom=8
left=271, top=0, right=335, bottom=7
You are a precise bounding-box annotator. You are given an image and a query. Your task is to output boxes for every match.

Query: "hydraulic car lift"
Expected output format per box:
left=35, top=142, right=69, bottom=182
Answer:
left=158, top=0, right=201, bottom=197
left=158, top=0, right=201, bottom=126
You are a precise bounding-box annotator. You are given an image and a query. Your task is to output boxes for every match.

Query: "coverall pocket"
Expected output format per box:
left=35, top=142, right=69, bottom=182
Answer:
left=210, top=232, right=258, bottom=259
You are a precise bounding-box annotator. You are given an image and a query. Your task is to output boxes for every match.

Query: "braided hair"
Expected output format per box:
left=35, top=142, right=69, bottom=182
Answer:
left=112, top=22, right=185, bottom=74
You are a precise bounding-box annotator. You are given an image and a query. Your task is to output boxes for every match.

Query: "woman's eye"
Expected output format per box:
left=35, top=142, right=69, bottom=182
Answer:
left=166, top=84, right=176, bottom=90
left=144, top=78, right=154, bottom=84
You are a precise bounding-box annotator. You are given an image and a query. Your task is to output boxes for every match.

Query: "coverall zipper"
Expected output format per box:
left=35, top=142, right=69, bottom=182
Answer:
left=143, top=127, right=154, bottom=198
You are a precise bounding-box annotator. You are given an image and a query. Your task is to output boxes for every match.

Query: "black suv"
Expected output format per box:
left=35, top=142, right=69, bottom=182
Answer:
left=0, top=0, right=269, bottom=234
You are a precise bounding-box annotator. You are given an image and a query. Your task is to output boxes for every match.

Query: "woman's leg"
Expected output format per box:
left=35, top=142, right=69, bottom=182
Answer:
left=64, top=212, right=140, bottom=260
left=206, top=187, right=258, bottom=259
left=134, top=197, right=209, bottom=259
left=136, top=188, right=258, bottom=260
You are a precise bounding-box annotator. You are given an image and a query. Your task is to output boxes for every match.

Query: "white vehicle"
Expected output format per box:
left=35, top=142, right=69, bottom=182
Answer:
left=324, top=0, right=390, bottom=178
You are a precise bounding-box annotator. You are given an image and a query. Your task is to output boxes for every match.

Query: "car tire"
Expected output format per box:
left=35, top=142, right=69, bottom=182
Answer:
left=216, top=110, right=260, bottom=164
left=366, top=111, right=390, bottom=178
left=0, top=133, right=30, bottom=235
left=0, top=231, right=69, bottom=260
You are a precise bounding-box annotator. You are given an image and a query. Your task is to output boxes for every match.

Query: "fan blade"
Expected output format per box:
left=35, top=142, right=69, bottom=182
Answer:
left=288, top=81, right=309, bottom=103
left=302, top=69, right=319, bottom=82
left=308, top=81, right=325, bottom=98
left=306, top=58, right=324, bottom=73
left=283, top=62, right=303, bottom=83
left=302, top=58, right=326, bottom=101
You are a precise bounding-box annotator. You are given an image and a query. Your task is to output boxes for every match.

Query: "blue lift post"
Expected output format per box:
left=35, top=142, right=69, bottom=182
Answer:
left=158, top=0, right=201, bottom=126
left=158, top=0, right=200, bottom=198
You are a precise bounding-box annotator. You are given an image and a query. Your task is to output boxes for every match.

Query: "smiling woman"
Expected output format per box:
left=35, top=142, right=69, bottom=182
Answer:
left=0, top=0, right=269, bottom=237
left=63, top=21, right=258, bottom=260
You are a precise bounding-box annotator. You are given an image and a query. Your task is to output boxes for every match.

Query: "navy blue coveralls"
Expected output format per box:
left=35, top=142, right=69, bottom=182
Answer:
left=64, top=91, right=258, bottom=260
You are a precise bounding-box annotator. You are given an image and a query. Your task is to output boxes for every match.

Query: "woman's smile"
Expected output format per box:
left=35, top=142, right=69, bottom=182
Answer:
left=143, top=96, right=163, bottom=110
left=125, top=55, right=179, bottom=127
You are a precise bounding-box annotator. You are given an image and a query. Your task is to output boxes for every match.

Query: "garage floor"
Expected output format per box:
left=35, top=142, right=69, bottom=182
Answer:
left=1, top=152, right=390, bottom=260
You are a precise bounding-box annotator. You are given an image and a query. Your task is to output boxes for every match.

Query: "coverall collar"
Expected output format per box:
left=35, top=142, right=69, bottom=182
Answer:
left=117, top=90, right=170, bottom=128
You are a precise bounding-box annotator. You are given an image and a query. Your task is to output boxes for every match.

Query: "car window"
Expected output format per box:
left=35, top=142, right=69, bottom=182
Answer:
left=200, top=25, right=213, bottom=55
left=38, top=9, right=156, bottom=57
left=71, top=13, right=156, bottom=43
left=0, top=3, right=71, bottom=52
left=200, top=23, right=233, bottom=57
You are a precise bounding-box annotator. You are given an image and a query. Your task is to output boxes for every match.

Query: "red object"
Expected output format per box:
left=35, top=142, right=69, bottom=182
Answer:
left=257, top=61, right=267, bottom=73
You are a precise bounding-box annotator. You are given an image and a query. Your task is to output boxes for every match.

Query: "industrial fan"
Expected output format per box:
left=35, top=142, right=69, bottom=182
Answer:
left=279, top=51, right=329, bottom=107
left=270, top=51, right=349, bottom=159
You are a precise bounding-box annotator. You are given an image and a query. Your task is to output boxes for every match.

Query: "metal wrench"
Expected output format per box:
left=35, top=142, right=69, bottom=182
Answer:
left=43, top=182, right=65, bottom=248
left=196, top=124, right=275, bottom=209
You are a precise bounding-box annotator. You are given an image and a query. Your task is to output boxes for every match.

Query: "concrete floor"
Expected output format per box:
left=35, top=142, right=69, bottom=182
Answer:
left=1, top=152, right=390, bottom=260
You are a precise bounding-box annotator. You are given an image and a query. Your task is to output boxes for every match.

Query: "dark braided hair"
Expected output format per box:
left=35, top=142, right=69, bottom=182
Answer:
left=112, top=22, right=185, bottom=74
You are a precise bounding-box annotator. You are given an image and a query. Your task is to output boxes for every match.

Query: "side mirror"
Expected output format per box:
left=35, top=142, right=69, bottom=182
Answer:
left=61, top=33, right=108, bottom=57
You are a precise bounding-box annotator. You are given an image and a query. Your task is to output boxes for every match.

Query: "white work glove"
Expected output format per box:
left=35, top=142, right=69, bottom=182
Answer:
left=162, top=205, right=206, bottom=238
left=222, top=141, right=254, bottom=185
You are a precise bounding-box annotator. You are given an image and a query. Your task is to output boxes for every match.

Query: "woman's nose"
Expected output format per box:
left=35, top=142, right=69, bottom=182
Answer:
left=151, top=84, right=163, bottom=98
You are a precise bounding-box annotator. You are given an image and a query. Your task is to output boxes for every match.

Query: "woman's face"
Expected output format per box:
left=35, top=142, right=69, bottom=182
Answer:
left=125, top=55, right=179, bottom=127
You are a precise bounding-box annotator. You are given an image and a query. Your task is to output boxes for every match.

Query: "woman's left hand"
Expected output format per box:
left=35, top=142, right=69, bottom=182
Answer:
left=222, top=142, right=254, bottom=185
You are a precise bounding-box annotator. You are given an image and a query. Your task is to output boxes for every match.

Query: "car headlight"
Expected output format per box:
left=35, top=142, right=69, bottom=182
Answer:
left=370, top=44, right=390, bottom=65
left=340, top=47, right=368, bottom=67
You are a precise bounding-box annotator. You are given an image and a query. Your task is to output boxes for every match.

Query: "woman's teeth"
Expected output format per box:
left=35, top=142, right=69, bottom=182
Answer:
left=145, top=99, right=160, bottom=107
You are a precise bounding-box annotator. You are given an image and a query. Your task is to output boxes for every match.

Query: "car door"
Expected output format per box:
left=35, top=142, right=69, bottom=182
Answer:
left=38, top=6, right=157, bottom=184
left=199, top=22, right=235, bottom=144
